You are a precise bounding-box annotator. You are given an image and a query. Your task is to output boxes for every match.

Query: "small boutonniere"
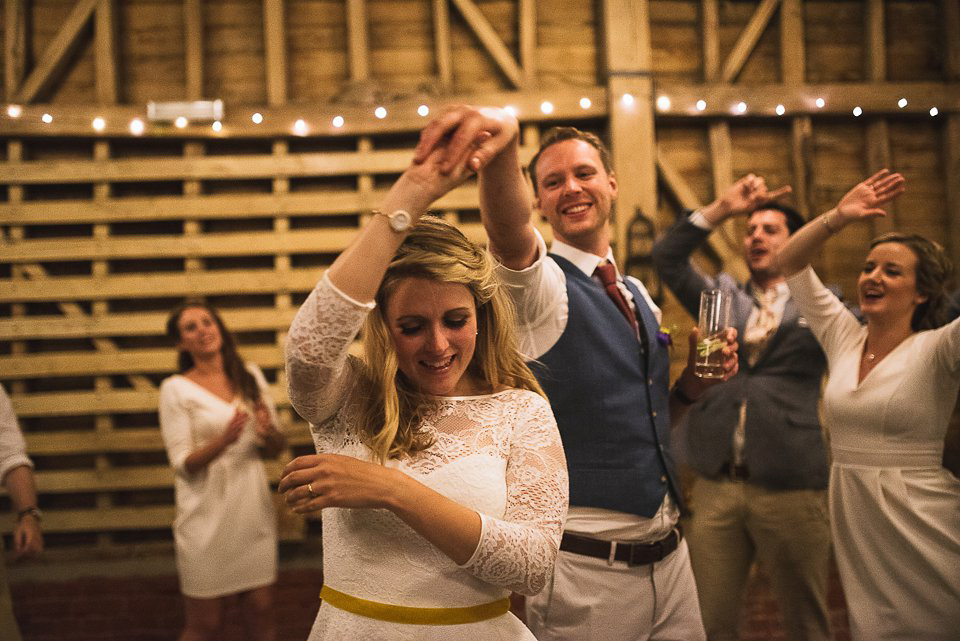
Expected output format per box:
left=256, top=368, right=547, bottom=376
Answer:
left=656, top=325, right=674, bottom=348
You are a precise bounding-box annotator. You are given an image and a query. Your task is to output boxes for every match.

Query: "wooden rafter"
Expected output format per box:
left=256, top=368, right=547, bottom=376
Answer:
left=702, top=0, right=719, bottom=81
left=432, top=0, right=453, bottom=89
left=184, top=0, right=203, bottom=98
left=347, top=0, right=370, bottom=81
left=780, top=0, right=803, bottom=84
left=94, top=0, right=118, bottom=104
left=708, top=121, right=743, bottom=260
left=519, top=0, right=536, bottom=85
left=13, top=0, right=99, bottom=103
left=721, top=0, right=782, bottom=83
left=450, top=0, right=524, bottom=89
left=4, top=0, right=27, bottom=100
left=865, top=0, right=894, bottom=234
left=866, top=0, right=886, bottom=82
left=263, top=0, right=288, bottom=105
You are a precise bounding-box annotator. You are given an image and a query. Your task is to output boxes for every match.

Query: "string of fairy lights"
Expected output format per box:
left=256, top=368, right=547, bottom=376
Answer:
left=3, top=91, right=945, bottom=136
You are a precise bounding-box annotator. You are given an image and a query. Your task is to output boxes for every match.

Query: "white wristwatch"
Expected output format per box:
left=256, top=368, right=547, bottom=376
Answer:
left=373, top=208, right=412, bottom=233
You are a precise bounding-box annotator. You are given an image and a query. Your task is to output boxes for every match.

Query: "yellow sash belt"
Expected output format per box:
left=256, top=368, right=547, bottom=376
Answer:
left=319, top=585, right=511, bottom=625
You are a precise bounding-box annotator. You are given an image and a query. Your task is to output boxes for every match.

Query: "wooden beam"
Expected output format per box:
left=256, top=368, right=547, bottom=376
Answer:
left=519, top=0, right=536, bottom=86
left=656, top=146, right=748, bottom=282
left=944, top=0, right=960, bottom=80
left=13, top=0, right=99, bottom=103
left=708, top=121, right=744, bottom=264
left=184, top=0, right=203, bottom=98
left=702, top=0, right=719, bottom=81
left=721, top=0, right=782, bottom=83
left=780, top=0, right=804, bottom=84
left=4, top=0, right=27, bottom=100
left=432, top=0, right=453, bottom=90
left=94, top=0, right=118, bottom=104
left=346, top=0, right=370, bottom=81
left=790, top=116, right=813, bottom=222
left=263, top=0, right=288, bottom=106
left=945, top=115, right=960, bottom=264
left=450, top=0, right=524, bottom=88
left=866, top=119, right=895, bottom=234
left=602, top=0, right=657, bottom=266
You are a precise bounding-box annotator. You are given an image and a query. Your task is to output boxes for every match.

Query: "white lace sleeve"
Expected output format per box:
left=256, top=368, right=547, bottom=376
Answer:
left=285, top=272, right=375, bottom=425
left=461, top=393, right=568, bottom=596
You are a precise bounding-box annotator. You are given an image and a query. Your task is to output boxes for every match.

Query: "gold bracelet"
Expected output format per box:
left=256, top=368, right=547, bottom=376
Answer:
left=821, top=212, right=838, bottom=234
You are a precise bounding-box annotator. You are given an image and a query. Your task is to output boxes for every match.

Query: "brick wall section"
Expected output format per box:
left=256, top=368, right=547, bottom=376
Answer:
left=11, top=563, right=850, bottom=641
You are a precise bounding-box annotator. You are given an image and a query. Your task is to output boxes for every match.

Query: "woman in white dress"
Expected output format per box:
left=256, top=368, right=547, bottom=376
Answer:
left=776, top=169, right=960, bottom=640
left=160, top=302, right=287, bottom=641
left=278, top=137, right=569, bottom=640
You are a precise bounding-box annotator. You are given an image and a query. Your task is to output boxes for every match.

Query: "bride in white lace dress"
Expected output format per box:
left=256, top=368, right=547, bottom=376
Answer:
left=278, top=137, right=569, bottom=640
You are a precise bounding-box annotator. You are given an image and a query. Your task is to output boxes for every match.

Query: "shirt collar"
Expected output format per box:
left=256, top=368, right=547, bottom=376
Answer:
left=551, top=239, right=617, bottom=279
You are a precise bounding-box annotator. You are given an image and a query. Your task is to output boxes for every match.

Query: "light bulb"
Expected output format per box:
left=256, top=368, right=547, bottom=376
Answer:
left=853, top=107, right=862, bottom=117
left=579, top=97, right=592, bottom=109
left=695, top=100, right=707, bottom=111
left=656, top=95, right=671, bottom=111
left=898, top=98, right=908, bottom=109
left=540, top=101, right=554, bottom=115
left=417, top=105, right=429, bottom=117
left=332, top=116, right=345, bottom=128
left=293, top=119, right=308, bottom=135
left=735, top=101, right=747, bottom=114
left=92, top=117, right=106, bottom=131
left=6, top=105, right=22, bottom=118
left=815, top=98, right=825, bottom=108
left=42, top=113, right=53, bottom=123
left=930, top=107, right=939, bottom=117
left=129, top=118, right=145, bottom=135
left=775, top=104, right=786, bottom=116
left=374, top=107, right=387, bottom=119
left=174, top=116, right=188, bottom=129
left=251, top=112, right=263, bottom=124
left=212, top=120, right=223, bottom=132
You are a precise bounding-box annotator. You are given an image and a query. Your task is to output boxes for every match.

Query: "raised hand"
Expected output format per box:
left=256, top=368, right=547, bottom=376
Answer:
left=834, top=169, right=906, bottom=225
left=413, top=105, right=519, bottom=174
left=724, top=174, right=792, bottom=216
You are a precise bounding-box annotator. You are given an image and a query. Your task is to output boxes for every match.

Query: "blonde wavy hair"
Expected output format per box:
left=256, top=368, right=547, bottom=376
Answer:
left=357, top=216, right=545, bottom=462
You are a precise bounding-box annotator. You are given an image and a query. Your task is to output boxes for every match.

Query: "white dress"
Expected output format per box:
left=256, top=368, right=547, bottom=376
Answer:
left=286, top=273, right=569, bottom=641
left=786, top=266, right=960, bottom=640
left=159, top=364, right=279, bottom=598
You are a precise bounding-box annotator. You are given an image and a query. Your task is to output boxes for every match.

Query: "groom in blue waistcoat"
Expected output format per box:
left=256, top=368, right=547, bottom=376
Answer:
left=413, top=106, right=737, bottom=641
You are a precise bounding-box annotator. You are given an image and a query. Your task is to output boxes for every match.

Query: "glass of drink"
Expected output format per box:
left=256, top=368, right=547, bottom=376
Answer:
left=695, top=289, right=731, bottom=379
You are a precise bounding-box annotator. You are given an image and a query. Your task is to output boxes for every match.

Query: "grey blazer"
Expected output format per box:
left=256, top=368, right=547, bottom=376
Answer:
left=651, top=215, right=829, bottom=491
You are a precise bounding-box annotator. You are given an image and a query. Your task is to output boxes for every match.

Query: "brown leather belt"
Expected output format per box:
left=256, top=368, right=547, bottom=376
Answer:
left=559, top=528, right=682, bottom=567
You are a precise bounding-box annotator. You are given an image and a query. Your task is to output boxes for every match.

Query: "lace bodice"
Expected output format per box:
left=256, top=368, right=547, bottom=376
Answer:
left=286, top=273, right=568, bottom=603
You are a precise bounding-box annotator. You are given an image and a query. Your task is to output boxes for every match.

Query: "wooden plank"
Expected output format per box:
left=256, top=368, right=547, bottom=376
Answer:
left=263, top=0, right=288, bottom=105
left=450, top=0, right=524, bottom=88
left=865, top=0, right=885, bottom=81
left=13, top=0, right=99, bottom=103
left=0, top=268, right=323, bottom=304
left=0, top=345, right=282, bottom=379
left=708, top=121, right=745, bottom=265
left=5, top=506, right=175, bottom=533
left=721, top=0, right=782, bottom=83
left=702, top=0, right=719, bottom=81
left=347, top=0, right=370, bottom=81
left=4, top=0, right=27, bottom=99
left=432, top=0, right=453, bottom=89
left=0, top=308, right=298, bottom=340
left=780, top=0, right=804, bottom=84
left=602, top=0, right=657, bottom=265
left=0, top=186, right=487, bottom=225
left=21, top=425, right=313, bottom=456
left=95, top=0, right=118, bottom=104
left=519, top=0, right=536, bottom=85
left=184, top=0, right=203, bottom=99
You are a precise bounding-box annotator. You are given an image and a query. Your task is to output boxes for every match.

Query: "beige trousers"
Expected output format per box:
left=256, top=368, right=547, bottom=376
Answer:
left=686, top=476, right=832, bottom=641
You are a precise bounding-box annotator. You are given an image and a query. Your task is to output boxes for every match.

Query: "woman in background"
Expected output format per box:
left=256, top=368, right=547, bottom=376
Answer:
left=160, top=302, right=286, bottom=641
left=776, top=170, right=960, bottom=640
left=279, top=138, right=568, bottom=640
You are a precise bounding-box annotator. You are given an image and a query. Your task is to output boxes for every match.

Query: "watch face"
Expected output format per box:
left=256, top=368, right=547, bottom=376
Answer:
left=390, top=209, right=412, bottom=232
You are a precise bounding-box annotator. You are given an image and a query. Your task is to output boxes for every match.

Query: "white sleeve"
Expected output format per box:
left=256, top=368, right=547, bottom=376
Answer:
left=158, top=379, right=193, bottom=476
left=460, top=393, right=569, bottom=595
left=285, top=271, right=374, bottom=425
left=0, top=384, right=32, bottom=482
left=785, top=265, right=862, bottom=361
left=494, top=229, right=568, bottom=359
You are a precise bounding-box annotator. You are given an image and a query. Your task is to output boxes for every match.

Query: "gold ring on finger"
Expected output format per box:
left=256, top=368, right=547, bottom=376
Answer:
left=307, top=482, right=316, bottom=498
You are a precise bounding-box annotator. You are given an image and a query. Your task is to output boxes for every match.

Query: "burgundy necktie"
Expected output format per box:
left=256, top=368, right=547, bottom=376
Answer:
left=595, top=260, right=639, bottom=332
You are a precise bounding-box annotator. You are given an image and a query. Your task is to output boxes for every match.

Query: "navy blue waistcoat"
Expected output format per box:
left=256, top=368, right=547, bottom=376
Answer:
left=530, top=254, right=682, bottom=518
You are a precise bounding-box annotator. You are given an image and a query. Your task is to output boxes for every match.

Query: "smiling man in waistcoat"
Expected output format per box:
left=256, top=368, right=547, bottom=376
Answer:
left=413, top=106, right=737, bottom=641
left=651, top=177, right=832, bottom=641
